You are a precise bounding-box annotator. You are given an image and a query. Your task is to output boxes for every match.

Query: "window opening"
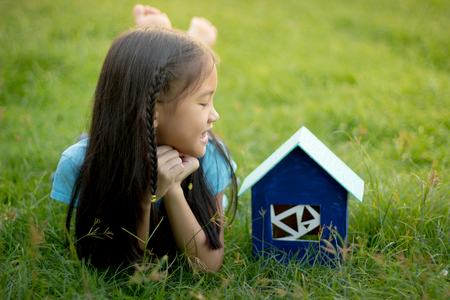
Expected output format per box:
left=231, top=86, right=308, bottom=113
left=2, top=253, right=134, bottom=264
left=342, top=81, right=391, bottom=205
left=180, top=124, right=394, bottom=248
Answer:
left=271, top=204, right=320, bottom=241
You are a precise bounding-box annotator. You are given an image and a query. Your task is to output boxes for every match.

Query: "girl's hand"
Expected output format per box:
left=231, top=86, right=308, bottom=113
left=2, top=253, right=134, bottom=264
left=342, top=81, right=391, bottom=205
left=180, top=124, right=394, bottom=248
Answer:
left=174, top=154, right=199, bottom=184
left=165, top=153, right=199, bottom=197
left=154, top=146, right=199, bottom=200
left=154, top=145, right=185, bottom=200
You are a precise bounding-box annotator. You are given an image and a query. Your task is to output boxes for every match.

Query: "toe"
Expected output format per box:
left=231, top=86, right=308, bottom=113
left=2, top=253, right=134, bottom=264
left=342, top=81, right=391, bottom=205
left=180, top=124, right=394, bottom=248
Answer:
left=133, top=4, right=145, bottom=18
left=144, top=5, right=161, bottom=15
left=149, top=7, right=161, bottom=14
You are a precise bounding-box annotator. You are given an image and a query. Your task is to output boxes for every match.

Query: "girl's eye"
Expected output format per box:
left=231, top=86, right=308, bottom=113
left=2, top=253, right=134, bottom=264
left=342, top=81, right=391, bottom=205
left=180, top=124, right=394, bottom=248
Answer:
left=200, top=103, right=208, bottom=107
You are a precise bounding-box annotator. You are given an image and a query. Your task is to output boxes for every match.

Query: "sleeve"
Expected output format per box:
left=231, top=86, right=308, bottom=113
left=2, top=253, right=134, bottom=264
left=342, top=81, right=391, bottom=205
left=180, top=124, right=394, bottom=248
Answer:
left=50, top=153, right=80, bottom=206
left=200, top=141, right=237, bottom=195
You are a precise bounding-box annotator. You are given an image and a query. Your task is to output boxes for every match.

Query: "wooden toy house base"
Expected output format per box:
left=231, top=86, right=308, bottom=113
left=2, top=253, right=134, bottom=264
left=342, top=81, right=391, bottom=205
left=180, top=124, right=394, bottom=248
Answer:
left=251, top=238, right=341, bottom=266
left=239, top=127, right=364, bottom=265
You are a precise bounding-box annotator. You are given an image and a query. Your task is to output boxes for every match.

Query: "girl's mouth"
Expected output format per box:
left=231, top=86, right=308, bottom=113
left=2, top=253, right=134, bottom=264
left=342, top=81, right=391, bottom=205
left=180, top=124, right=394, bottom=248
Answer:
left=200, top=131, right=209, bottom=143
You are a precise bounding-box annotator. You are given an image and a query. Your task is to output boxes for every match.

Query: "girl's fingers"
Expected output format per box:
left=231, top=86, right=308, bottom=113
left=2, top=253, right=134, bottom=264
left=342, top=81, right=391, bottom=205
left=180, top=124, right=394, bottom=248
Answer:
left=157, top=149, right=199, bottom=186
left=158, top=152, right=184, bottom=181
left=175, top=156, right=199, bottom=182
left=183, top=158, right=199, bottom=175
left=162, top=156, right=184, bottom=175
left=154, top=153, right=184, bottom=196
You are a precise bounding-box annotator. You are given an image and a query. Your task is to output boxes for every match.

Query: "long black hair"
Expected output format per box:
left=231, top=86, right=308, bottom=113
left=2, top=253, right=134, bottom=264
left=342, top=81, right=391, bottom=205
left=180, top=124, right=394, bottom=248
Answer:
left=66, top=28, right=237, bottom=269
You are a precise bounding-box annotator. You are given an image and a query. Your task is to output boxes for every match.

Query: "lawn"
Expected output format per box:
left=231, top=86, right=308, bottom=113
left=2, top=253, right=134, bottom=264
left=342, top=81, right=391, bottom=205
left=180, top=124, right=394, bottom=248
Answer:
left=1, top=0, right=449, bottom=298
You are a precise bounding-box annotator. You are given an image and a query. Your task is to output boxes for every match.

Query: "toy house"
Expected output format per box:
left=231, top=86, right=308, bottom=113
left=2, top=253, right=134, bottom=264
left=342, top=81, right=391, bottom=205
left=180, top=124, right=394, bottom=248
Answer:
left=238, top=126, right=364, bottom=263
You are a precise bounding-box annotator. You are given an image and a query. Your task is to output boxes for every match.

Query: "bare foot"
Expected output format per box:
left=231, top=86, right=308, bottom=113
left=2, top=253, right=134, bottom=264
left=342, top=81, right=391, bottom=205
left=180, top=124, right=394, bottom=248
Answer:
left=187, top=17, right=218, bottom=47
left=134, top=4, right=172, bottom=29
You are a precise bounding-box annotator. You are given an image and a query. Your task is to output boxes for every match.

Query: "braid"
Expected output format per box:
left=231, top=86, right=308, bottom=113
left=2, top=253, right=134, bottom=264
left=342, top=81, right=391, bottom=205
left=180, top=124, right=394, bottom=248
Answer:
left=147, top=66, right=165, bottom=198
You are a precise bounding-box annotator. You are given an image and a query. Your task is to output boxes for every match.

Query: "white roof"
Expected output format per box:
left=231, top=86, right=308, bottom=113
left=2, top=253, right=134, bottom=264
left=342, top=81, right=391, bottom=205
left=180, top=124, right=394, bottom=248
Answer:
left=238, top=126, right=364, bottom=202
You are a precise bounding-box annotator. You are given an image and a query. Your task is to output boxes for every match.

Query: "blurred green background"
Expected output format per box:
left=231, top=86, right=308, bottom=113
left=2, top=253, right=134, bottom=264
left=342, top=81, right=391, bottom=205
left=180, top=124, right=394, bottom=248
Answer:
left=1, top=0, right=449, bottom=179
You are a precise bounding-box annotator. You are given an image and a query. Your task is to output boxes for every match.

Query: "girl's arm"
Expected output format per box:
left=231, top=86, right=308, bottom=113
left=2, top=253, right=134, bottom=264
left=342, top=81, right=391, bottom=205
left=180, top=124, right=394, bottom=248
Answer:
left=136, top=196, right=151, bottom=251
left=136, top=146, right=186, bottom=251
left=163, top=185, right=225, bottom=272
left=136, top=145, right=225, bottom=271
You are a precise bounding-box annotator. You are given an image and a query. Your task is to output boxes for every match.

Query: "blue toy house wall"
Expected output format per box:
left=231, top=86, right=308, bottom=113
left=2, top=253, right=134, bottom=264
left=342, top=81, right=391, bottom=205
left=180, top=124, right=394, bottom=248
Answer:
left=251, top=147, right=348, bottom=263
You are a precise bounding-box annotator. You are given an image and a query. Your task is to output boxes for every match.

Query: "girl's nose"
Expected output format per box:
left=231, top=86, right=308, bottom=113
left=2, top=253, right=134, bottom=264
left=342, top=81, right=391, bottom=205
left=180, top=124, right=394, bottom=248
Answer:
left=209, top=105, right=219, bottom=123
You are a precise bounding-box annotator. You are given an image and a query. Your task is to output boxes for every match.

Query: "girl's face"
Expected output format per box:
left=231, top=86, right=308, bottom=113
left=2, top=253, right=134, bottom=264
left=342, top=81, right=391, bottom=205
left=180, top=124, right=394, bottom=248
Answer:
left=155, top=62, right=219, bottom=158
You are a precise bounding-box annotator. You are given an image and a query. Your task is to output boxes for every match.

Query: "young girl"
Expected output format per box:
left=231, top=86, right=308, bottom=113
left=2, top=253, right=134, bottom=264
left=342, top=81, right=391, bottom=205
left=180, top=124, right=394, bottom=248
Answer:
left=51, top=25, right=237, bottom=271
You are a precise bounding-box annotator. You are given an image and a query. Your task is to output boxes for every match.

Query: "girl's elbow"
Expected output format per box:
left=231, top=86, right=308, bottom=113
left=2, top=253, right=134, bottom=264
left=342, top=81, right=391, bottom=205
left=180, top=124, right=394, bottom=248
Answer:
left=204, top=260, right=222, bottom=272
left=209, top=265, right=221, bottom=273
left=193, top=247, right=223, bottom=272
left=206, top=248, right=224, bottom=272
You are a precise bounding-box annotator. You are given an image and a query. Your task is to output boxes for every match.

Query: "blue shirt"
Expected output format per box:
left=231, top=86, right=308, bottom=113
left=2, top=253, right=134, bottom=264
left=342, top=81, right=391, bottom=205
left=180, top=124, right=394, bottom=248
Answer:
left=51, top=138, right=236, bottom=206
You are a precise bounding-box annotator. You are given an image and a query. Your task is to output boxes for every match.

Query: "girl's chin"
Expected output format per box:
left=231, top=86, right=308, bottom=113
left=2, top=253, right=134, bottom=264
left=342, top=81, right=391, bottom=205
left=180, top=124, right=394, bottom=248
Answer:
left=155, top=142, right=207, bottom=158
left=192, top=147, right=207, bottom=158
left=192, top=144, right=208, bottom=158
left=175, top=145, right=207, bottom=159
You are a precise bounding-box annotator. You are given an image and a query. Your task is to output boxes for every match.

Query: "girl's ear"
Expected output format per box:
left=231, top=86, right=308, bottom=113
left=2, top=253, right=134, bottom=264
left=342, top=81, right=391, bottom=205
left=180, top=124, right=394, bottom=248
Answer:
left=154, top=110, right=159, bottom=129
left=153, top=109, right=158, bottom=130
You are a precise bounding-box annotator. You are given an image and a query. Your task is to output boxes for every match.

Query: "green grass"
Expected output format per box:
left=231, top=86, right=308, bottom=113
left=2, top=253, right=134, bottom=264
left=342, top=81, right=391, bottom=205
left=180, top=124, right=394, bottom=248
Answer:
left=1, top=0, right=450, bottom=298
